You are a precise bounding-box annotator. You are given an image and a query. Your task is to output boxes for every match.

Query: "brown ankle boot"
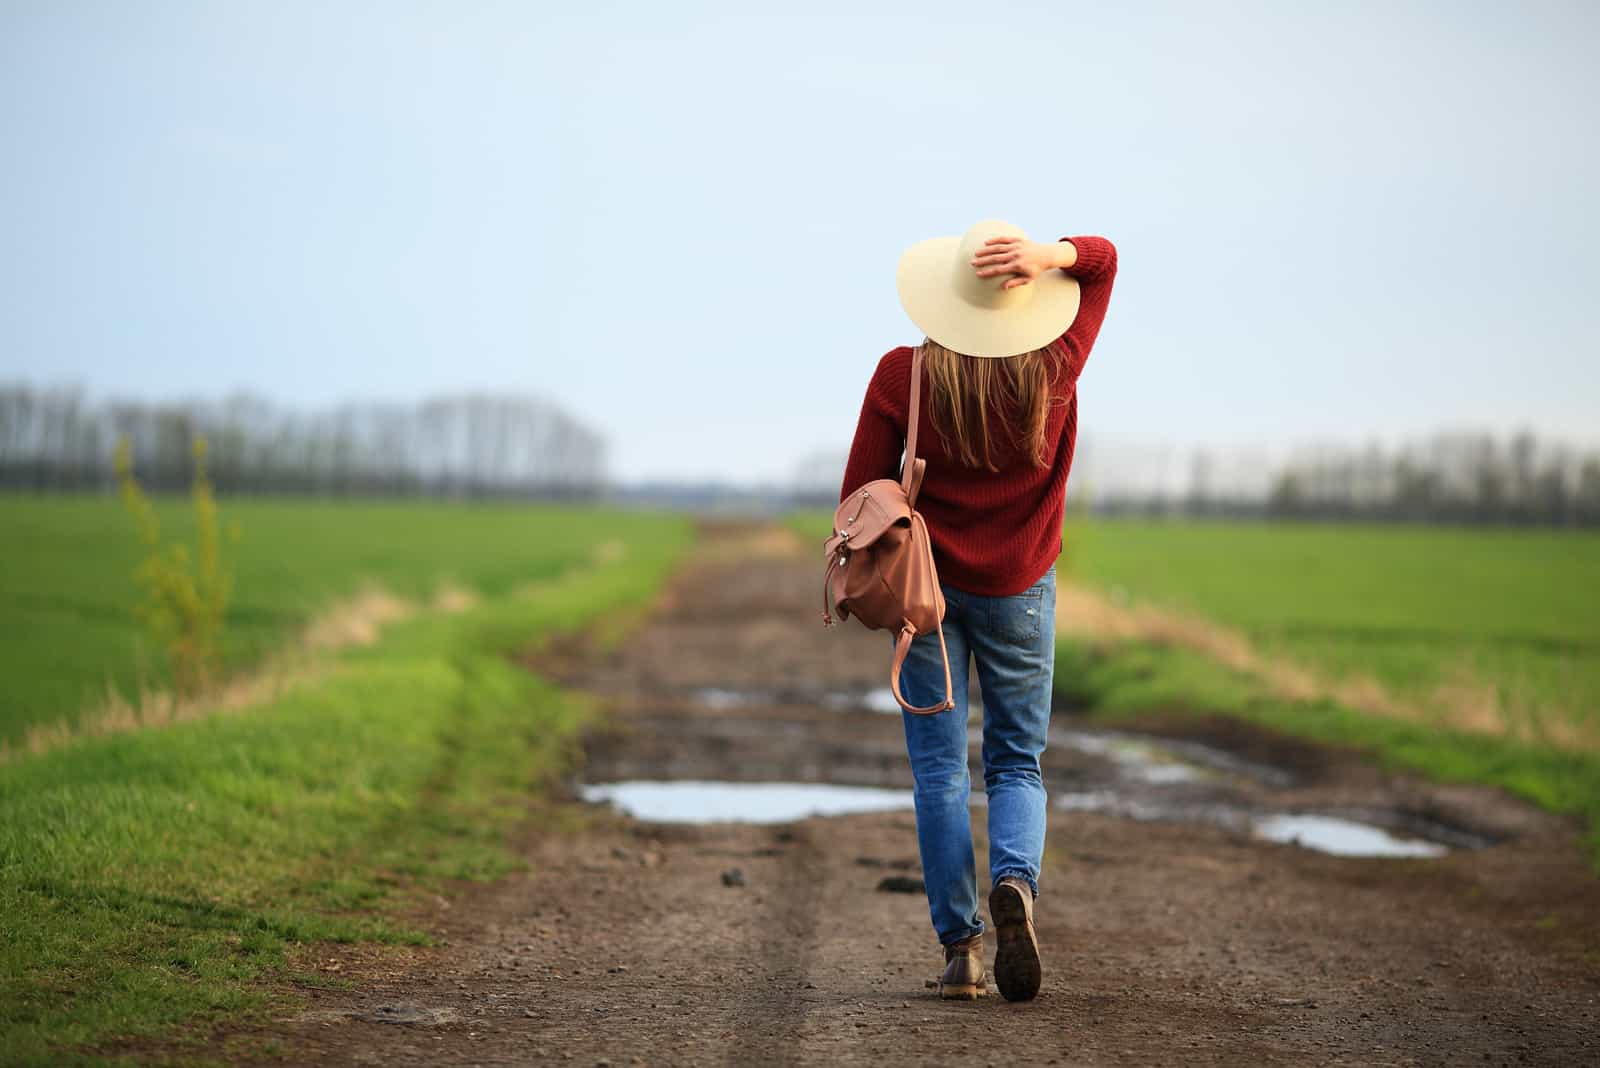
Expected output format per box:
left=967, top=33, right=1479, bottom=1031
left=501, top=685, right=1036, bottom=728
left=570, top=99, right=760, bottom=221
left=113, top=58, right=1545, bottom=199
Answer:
left=937, top=933, right=987, bottom=1000
left=989, top=876, right=1041, bottom=1001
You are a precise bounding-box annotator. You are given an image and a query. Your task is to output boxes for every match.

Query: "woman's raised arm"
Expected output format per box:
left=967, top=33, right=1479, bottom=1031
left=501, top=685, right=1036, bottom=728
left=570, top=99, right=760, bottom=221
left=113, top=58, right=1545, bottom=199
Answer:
left=973, top=234, right=1118, bottom=381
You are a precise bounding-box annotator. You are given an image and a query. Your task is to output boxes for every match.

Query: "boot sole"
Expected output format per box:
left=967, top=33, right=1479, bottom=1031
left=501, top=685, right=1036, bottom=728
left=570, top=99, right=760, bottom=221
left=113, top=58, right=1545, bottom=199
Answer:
left=938, top=980, right=987, bottom=1000
left=989, top=883, right=1041, bottom=1002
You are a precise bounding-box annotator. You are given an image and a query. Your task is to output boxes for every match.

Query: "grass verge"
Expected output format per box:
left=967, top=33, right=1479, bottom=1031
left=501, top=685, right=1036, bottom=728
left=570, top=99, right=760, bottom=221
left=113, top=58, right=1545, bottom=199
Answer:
left=0, top=513, right=692, bottom=1067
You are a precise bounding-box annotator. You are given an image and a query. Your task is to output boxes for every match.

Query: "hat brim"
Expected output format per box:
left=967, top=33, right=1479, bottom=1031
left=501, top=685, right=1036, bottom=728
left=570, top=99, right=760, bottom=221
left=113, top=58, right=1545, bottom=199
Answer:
left=895, top=236, right=1081, bottom=358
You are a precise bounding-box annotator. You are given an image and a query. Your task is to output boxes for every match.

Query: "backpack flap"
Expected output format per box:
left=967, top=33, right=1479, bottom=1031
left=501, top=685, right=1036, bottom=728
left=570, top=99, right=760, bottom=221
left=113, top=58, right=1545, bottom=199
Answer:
left=829, top=478, right=913, bottom=553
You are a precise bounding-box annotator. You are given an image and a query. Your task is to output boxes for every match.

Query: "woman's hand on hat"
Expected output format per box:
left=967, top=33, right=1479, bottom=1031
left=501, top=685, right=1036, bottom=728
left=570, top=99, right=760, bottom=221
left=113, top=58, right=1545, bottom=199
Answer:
left=971, top=237, right=1075, bottom=290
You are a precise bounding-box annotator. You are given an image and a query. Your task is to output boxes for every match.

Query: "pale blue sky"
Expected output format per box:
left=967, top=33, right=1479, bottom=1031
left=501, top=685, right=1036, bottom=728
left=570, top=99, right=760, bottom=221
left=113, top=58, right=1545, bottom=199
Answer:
left=3, top=1, right=1596, bottom=482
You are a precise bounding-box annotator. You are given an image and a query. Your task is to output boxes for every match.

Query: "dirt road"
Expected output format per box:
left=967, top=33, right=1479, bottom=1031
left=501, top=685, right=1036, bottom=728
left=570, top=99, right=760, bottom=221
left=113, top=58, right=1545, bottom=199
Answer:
left=260, top=523, right=1597, bottom=1066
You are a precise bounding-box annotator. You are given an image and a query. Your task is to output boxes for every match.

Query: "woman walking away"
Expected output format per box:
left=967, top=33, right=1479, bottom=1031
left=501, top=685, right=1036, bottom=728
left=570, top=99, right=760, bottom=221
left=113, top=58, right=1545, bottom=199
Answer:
left=839, top=220, right=1117, bottom=1001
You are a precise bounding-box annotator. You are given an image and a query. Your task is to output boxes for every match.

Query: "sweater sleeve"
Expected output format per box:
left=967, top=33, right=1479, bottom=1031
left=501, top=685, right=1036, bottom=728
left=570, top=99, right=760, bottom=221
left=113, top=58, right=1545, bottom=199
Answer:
left=838, top=349, right=909, bottom=502
left=1053, top=235, right=1118, bottom=382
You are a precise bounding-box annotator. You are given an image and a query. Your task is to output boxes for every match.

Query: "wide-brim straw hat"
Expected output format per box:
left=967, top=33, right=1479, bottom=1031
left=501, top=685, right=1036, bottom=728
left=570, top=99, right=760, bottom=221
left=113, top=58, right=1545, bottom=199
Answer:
left=895, top=219, right=1080, bottom=359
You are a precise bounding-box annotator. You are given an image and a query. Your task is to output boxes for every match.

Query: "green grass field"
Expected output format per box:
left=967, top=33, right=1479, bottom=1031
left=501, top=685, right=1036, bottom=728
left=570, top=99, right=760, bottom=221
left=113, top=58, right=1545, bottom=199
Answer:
left=0, top=495, right=691, bottom=1066
left=0, top=493, right=665, bottom=745
left=1061, top=518, right=1600, bottom=746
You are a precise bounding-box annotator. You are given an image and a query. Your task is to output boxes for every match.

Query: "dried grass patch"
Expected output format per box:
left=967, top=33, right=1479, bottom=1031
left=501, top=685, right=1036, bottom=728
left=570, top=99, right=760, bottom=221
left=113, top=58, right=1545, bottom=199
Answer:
left=1056, top=581, right=1598, bottom=752
left=432, top=583, right=480, bottom=614
left=4, top=585, right=427, bottom=763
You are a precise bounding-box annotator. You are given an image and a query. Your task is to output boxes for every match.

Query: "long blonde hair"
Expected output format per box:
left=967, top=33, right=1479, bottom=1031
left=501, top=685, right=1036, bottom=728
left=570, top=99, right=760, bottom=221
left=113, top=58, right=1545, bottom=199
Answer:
left=921, top=338, right=1060, bottom=471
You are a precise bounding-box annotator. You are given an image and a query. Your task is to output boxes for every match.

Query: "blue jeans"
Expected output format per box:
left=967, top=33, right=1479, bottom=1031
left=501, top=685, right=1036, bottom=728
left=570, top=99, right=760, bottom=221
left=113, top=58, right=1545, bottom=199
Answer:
left=895, top=565, right=1056, bottom=946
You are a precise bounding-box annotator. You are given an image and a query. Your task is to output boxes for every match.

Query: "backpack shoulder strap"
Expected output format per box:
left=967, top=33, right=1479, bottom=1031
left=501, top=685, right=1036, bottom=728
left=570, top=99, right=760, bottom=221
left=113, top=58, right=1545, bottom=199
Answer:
left=900, top=346, right=925, bottom=504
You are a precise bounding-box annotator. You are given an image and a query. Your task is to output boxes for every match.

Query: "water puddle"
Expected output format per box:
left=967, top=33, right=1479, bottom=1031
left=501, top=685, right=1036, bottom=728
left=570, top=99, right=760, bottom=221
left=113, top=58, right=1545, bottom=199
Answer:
left=1253, top=814, right=1449, bottom=858
left=583, top=778, right=1454, bottom=857
left=1055, top=792, right=1457, bottom=858
left=1051, top=729, right=1211, bottom=785
left=824, top=692, right=1291, bottom=787
left=590, top=685, right=1470, bottom=857
left=694, top=686, right=907, bottom=715
left=693, top=687, right=774, bottom=710
left=580, top=780, right=916, bottom=824
left=1055, top=790, right=1174, bottom=821
left=823, top=687, right=905, bottom=715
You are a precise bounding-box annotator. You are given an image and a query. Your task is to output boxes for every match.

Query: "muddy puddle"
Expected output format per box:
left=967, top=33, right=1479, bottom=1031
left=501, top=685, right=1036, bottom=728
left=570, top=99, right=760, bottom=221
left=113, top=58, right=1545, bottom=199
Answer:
left=1254, top=814, right=1448, bottom=858
left=693, top=686, right=905, bottom=715
left=579, top=684, right=1485, bottom=859
left=579, top=781, right=916, bottom=824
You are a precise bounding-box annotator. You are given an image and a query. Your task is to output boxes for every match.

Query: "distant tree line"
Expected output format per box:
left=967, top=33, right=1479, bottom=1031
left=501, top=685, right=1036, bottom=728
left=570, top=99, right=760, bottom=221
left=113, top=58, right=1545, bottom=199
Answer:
left=793, top=432, right=1600, bottom=527
left=1263, top=431, right=1600, bottom=526
left=0, top=385, right=608, bottom=498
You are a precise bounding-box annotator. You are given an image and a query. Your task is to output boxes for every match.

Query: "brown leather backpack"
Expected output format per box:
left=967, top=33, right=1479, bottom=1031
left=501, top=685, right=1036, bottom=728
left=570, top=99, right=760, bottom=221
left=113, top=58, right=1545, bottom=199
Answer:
left=822, top=347, right=955, bottom=714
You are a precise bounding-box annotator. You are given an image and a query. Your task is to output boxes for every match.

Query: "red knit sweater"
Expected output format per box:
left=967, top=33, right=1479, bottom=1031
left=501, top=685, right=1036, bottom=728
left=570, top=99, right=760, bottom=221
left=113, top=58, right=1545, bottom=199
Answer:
left=839, top=235, right=1118, bottom=597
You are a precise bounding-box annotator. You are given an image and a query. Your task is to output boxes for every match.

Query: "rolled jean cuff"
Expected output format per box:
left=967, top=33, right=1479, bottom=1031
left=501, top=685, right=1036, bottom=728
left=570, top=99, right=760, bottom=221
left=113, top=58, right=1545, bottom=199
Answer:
left=995, top=869, right=1039, bottom=897
left=941, top=924, right=985, bottom=947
